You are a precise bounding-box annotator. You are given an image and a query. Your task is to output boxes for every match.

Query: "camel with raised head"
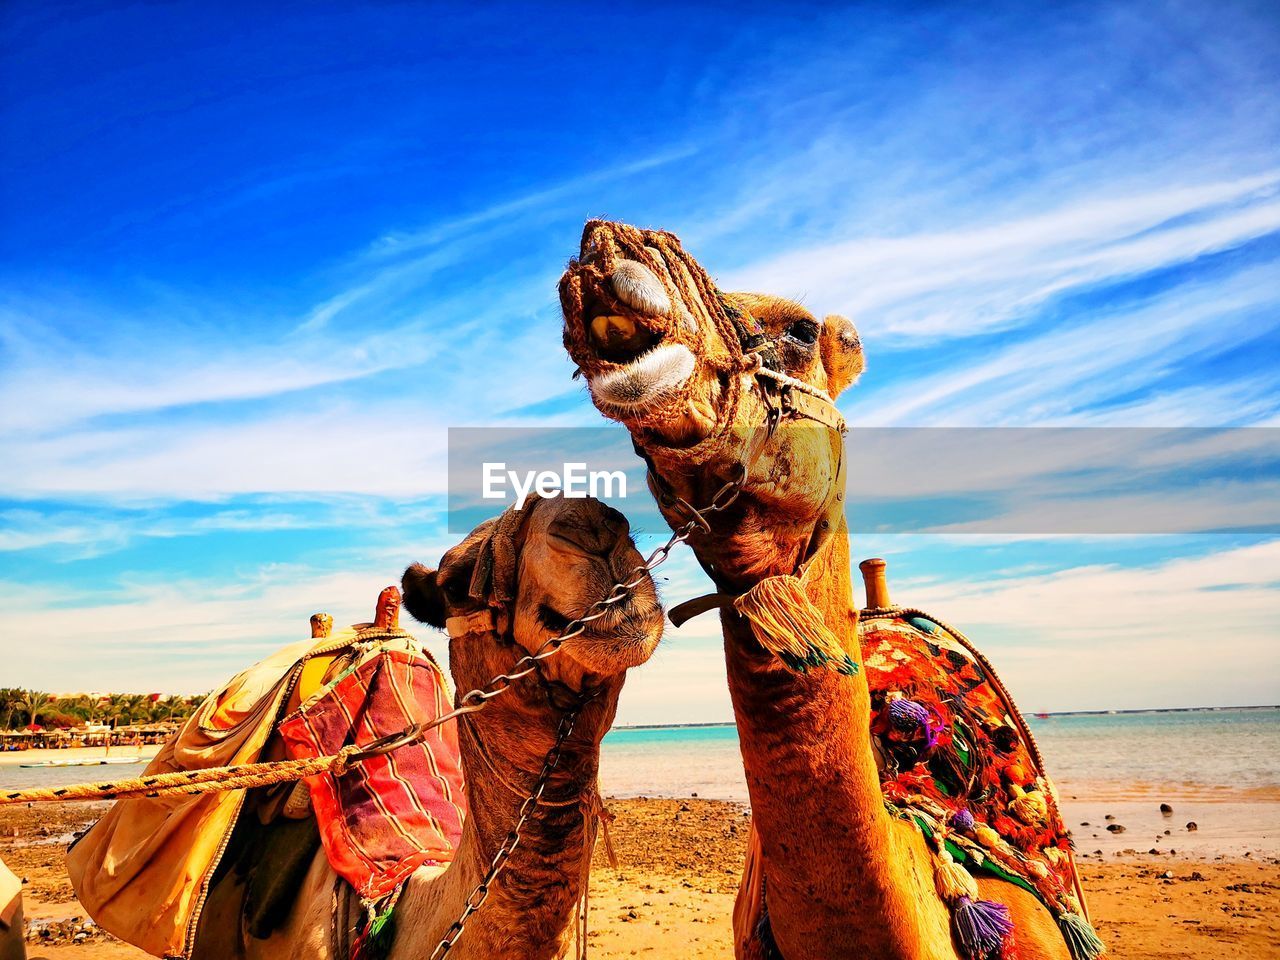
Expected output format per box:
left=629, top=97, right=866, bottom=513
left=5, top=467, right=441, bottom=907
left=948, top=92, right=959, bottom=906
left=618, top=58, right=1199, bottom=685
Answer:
left=560, top=220, right=1096, bottom=960
left=227, top=496, right=662, bottom=960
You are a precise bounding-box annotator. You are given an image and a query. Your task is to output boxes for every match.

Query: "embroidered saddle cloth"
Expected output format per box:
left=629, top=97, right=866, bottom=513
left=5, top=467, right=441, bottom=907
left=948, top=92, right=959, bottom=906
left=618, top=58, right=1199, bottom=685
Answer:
left=860, top=608, right=1095, bottom=947
left=277, top=642, right=467, bottom=903
left=735, top=606, right=1101, bottom=960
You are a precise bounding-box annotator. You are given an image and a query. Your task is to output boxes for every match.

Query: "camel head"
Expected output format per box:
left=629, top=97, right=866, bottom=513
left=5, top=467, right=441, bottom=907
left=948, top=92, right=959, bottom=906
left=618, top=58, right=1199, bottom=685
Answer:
left=560, top=220, right=864, bottom=587
left=400, top=495, right=662, bottom=715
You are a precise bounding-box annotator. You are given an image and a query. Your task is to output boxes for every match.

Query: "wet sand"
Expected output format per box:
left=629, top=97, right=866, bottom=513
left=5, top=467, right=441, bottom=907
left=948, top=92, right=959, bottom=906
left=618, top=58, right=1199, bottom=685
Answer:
left=4, top=797, right=1278, bottom=958
left=0, top=747, right=160, bottom=768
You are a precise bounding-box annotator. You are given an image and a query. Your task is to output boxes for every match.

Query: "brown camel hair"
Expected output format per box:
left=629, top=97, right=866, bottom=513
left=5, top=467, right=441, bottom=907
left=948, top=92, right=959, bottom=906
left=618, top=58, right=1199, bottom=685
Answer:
left=206, top=496, right=662, bottom=960
left=560, top=220, right=1072, bottom=960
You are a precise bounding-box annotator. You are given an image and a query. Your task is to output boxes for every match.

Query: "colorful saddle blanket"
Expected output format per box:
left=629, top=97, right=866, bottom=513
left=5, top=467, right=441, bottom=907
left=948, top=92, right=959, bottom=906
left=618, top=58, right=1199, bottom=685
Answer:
left=861, top=608, right=1100, bottom=958
left=278, top=643, right=467, bottom=903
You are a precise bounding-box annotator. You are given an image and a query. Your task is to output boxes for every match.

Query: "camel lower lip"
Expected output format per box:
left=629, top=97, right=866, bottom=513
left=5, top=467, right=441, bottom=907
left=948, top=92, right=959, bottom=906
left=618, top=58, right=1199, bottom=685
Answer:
left=586, top=343, right=695, bottom=410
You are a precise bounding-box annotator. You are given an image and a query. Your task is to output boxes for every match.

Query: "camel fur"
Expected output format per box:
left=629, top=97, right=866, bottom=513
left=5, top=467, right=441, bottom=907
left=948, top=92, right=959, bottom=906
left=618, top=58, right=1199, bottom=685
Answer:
left=195, top=496, right=662, bottom=960
left=560, top=220, right=1083, bottom=960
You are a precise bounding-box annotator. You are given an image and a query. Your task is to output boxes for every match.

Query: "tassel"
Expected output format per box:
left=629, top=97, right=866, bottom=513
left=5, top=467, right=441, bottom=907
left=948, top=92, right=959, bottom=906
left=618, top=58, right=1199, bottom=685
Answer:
left=974, top=825, right=1002, bottom=850
left=599, top=813, right=619, bottom=870
left=1058, top=912, right=1106, bottom=959
left=888, top=697, right=940, bottom=748
left=951, top=896, right=1014, bottom=960
left=933, top=849, right=979, bottom=902
left=757, top=903, right=784, bottom=960
left=351, top=881, right=406, bottom=960
left=734, top=575, right=858, bottom=675
left=364, top=910, right=396, bottom=959
left=950, top=808, right=977, bottom=834
left=1010, top=784, right=1049, bottom=826
left=582, top=787, right=620, bottom=869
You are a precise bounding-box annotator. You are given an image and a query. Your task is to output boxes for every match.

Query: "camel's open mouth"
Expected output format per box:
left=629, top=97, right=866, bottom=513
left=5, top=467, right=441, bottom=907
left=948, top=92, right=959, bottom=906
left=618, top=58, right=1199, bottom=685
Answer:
left=576, top=281, right=698, bottom=414
left=561, top=220, right=734, bottom=445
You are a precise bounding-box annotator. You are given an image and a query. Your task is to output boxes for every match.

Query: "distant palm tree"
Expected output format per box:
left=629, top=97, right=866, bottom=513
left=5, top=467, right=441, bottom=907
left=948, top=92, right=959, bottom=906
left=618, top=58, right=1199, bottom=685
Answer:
left=16, top=689, right=51, bottom=727
left=104, top=693, right=133, bottom=727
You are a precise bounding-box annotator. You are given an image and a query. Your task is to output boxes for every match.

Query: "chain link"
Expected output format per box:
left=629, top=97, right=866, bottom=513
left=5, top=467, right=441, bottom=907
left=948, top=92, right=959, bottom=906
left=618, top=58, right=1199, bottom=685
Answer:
left=428, top=706, right=581, bottom=958
left=418, top=469, right=747, bottom=957
left=350, top=470, right=744, bottom=766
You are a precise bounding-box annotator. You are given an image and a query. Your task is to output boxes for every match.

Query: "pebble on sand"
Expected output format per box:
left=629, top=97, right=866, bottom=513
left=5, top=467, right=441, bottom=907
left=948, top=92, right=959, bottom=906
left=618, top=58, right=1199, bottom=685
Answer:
left=1186, top=821, right=1199, bottom=832
left=1160, top=803, right=1173, bottom=815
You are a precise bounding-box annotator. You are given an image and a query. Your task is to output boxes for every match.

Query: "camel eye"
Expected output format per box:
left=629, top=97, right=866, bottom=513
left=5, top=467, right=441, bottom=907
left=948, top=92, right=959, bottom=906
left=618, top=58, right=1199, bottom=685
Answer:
left=785, top=319, right=819, bottom=346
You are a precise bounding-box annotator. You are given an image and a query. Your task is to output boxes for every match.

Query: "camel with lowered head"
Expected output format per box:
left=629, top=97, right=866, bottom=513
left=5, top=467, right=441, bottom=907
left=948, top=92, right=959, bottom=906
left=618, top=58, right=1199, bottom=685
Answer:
left=229, top=496, right=662, bottom=960
left=560, top=220, right=1084, bottom=960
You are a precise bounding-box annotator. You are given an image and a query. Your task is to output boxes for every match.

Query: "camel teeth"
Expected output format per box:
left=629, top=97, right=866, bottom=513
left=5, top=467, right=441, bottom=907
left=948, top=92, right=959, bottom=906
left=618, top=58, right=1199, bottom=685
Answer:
left=590, top=314, right=644, bottom=351
left=590, top=314, right=612, bottom=345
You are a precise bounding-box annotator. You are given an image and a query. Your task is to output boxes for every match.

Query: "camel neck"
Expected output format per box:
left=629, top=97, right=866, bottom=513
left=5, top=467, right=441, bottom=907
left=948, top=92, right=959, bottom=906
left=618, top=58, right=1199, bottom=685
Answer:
left=394, top=694, right=599, bottom=960
left=721, top=522, right=944, bottom=957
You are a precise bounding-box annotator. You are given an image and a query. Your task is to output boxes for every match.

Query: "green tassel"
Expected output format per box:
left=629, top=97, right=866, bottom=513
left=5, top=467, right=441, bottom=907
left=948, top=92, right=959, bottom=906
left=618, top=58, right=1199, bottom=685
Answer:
left=367, top=912, right=396, bottom=960
left=355, top=899, right=399, bottom=960
left=735, top=575, right=858, bottom=676
left=1058, top=912, right=1105, bottom=960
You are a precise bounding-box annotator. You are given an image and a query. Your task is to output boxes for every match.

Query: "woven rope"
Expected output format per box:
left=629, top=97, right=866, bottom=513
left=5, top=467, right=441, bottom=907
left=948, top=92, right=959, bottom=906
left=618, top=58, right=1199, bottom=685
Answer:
left=559, top=222, right=762, bottom=468
left=0, top=746, right=359, bottom=805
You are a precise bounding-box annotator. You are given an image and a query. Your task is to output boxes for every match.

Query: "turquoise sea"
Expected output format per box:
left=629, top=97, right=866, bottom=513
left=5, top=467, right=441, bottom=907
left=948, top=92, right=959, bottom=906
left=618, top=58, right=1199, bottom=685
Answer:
left=598, top=707, right=1280, bottom=802
left=3, top=707, right=1276, bottom=798
left=3, top=708, right=1276, bottom=855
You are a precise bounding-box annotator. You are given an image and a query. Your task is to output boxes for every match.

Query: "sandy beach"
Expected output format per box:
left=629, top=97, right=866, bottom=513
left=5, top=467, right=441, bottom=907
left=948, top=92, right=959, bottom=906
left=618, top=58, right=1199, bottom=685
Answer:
left=4, top=796, right=1277, bottom=958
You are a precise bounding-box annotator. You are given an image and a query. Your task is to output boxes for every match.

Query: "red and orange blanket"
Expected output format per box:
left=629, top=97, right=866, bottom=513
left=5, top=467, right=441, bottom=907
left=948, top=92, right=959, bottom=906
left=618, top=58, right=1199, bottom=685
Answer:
left=859, top=608, right=1103, bottom=960
left=735, top=604, right=1104, bottom=960
left=67, top=626, right=464, bottom=959
left=279, top=640, right=466, bottom=902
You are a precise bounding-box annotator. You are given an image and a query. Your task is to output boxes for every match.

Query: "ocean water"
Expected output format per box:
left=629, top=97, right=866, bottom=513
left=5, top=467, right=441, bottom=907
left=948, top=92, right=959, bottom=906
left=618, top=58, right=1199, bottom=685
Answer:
left=597, top=707, right=1280, bottom=802
left=4, top=709, right=1276, bottom=856
left=0, top=756, right=152, bottom=791
left=4, top=708, right=1276, bottom=801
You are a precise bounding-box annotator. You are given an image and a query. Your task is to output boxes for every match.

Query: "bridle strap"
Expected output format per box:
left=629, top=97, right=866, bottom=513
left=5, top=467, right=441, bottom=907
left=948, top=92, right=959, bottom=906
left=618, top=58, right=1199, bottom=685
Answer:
left=666, top=383, right=847, bottom=626
left=668, top=592, right=735, bottom=627
left=457, top=711, right=588, bottom=807
left=444, top=601, right=589, bottom=713
left=445, top=609, right=498, bottom=639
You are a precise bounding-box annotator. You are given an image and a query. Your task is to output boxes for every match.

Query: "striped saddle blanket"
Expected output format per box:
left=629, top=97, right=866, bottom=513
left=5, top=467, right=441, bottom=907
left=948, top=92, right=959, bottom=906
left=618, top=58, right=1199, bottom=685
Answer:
left=278, top=644, right=467, bottom=902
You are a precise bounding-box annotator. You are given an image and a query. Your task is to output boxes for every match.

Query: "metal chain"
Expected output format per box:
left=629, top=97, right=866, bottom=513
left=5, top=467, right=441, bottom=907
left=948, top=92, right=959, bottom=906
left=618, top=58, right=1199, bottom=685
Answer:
left=349, top=470, right=747, bottom=767
left=428, top=706, right=581, bottom=959
left=419, top=470, right=749, bottom=957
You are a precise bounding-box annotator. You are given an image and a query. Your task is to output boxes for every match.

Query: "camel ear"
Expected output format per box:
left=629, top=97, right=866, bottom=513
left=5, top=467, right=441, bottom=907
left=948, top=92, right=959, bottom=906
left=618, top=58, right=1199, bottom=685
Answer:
left=820, top=314, right=864, bottom=398
left=402, top=563, right=447, bottom=628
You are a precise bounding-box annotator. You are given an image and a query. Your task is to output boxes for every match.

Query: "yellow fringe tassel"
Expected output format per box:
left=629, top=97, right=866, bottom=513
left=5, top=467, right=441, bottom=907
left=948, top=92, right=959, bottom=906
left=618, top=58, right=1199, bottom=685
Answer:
left=1010, top=784, right=1050, bottom=826
left=933, top=848, right=980, bottom=902
left=734, top=575, right=858, bottom=675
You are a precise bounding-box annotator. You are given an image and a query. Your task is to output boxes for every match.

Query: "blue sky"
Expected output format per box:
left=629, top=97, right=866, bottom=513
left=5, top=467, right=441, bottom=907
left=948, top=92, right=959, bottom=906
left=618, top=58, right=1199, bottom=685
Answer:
left=1, top=1, right=1278, bottom=721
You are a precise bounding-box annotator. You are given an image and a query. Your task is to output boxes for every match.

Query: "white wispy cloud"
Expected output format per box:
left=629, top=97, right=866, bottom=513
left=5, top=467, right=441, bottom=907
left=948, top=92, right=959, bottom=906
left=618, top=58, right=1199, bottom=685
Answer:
left=0, top=498, right=448, bottom=559
left=0, top=566, right=430, bottom=693
left=722, top=172, right=1280, bottom=341
left=0, top=301, right=440, bottom=437
left=852, top=260, right=1280, bottom=426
